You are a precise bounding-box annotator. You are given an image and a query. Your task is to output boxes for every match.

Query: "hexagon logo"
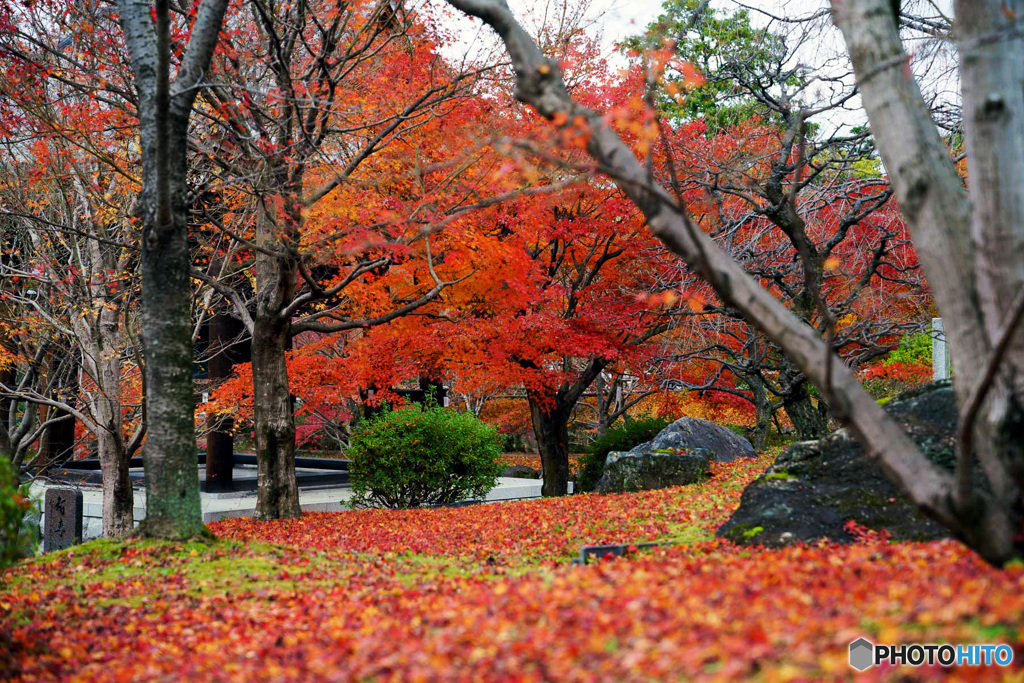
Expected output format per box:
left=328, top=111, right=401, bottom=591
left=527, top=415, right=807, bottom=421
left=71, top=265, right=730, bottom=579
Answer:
left=849, top=638, right=874, bottom=671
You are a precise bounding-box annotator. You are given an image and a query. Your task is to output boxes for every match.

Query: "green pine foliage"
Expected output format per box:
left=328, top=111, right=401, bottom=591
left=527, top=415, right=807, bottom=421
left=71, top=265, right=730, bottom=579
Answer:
left=623, top=0, right=793, bottom=133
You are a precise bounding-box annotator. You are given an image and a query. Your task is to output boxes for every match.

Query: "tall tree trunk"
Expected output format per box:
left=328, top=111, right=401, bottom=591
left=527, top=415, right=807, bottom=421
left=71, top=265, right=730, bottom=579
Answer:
left=744, top=372, right=771, bottom=451
left=78, top=342, right=135, bottom=538
left=530, top=397, right=570, bottom=497
left=74, top=239, right=137, bottom=538
left=251, top=197, right=301, bottom=520
left=118, top=0, right=228, bottom=540
left=0, top=360, right=14, bottom=461
left=96, top=307, right=134, bottom=537
left=97, top=429, right=134, bottom=538
left=251, top=313, right=300, bottom=519
left=134, top=110, right=205, bottom=540
left=952, top=0, right=1024, bottom=501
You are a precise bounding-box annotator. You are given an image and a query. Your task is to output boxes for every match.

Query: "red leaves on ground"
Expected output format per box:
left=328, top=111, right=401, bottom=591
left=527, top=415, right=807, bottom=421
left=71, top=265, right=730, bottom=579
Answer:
left=209, top=456, right=767, bottom=565
left=3, top=452, right=1023, bottom=681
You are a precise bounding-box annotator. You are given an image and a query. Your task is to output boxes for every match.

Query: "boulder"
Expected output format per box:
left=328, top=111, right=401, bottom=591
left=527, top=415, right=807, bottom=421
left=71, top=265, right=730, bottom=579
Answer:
left=502, top=465, right=539, bottom=479
left=633, top=417, right=756, bottom=463
left=595, top=448, right=712, bottom=494
left=717, top=381, right=962, bottom=547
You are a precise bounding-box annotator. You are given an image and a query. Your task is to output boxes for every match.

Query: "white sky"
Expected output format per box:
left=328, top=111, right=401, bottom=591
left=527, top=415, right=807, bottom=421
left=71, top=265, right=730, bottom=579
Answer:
left=435, top=0, right=859, bottom=128
left=434, top=0, right=957, bottom=136
left=438, top=0, right=825, bottom=60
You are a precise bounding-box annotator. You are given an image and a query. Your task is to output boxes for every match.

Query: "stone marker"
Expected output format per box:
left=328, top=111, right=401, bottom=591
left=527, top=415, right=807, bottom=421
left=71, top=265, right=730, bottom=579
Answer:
left=932, top=317, right=950, bottom=380
left=44, top=487, right=83, bottom=552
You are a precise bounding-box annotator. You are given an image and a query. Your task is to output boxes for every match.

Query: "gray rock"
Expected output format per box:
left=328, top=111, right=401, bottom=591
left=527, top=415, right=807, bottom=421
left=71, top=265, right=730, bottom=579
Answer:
left=633, top=417, right=756, bottom=463
left=717, top=381, right=962, bottom=547
left=502, top=465, right=539, bottom=479
left=595, top=448, right=712, bottom=493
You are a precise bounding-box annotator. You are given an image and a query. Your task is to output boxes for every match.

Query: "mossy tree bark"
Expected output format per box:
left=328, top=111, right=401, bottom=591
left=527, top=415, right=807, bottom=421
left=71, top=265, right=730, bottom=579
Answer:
left=117, top=0, right=229, bottom=539
left=783, top=379, right=829, bottom=440
left=251, top=196, right=302, bottom=521
left=742, top=372, right=773, bottom=451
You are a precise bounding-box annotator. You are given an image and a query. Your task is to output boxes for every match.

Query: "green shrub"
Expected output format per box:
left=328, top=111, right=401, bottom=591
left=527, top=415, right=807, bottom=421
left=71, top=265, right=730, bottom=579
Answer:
left=859, top=329, right=935, bottom=403
left=577, top=416, right=672, bottom=492
left=348, top=404, right=504, bottom=509
left=884, top=330, right=932, bottom=367
left=1, top=455, right=35, bottom=569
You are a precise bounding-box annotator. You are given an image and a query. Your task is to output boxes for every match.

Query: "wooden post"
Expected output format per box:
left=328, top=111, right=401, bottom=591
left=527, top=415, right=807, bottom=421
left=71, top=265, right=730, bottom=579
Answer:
left=205, top=313, right=240, bottom=491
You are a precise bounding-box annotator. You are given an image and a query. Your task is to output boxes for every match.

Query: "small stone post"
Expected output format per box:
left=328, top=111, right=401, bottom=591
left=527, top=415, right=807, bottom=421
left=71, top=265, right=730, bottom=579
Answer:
left=43, top=487, right=83, bottom=552
left=932, top=317, right=950, bottom=380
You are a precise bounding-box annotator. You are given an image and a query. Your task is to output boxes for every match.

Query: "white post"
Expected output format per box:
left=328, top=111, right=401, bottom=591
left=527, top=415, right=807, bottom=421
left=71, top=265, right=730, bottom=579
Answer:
left=932, top=317, right=950, bottom=380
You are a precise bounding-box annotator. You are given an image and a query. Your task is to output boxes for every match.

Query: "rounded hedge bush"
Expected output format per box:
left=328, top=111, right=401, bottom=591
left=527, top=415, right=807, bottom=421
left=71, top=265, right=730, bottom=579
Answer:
left=348, top=404, right=504, bottom=509
left=577, top=416, right=672, bottom=492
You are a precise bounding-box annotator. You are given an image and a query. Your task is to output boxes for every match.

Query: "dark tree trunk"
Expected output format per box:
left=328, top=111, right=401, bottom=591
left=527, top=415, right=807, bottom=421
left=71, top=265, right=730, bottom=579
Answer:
left=205, top=427, right=233, bottom=491
left=251, top=197, right=301, bottom=520
left=136, top=146, right=205, bottom=538
left=418, top=375, right=446, bottom=406
left=252, top=312, right=300, bottom=520
left=118, top=0, right=228, bottom=540
left=784, top=380, right=829, bottom=440
left=744, top=372, right=772, bottom=451
left=525, top=357, right=606, bottom=497
left=0, top=363, right=12, bottom=460
left=205, top=312, right=238, bottom=491
left=98, top=431, right=134, bottom=538
left=530, top=397, right=571, bottom=497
